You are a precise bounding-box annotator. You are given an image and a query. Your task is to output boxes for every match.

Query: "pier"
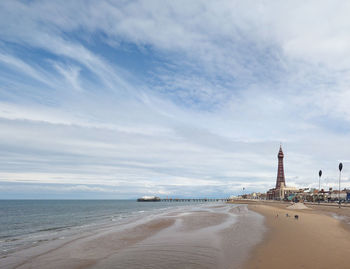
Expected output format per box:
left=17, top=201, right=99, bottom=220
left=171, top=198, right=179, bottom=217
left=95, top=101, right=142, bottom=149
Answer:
left=160, top=198, right=229, bottom=202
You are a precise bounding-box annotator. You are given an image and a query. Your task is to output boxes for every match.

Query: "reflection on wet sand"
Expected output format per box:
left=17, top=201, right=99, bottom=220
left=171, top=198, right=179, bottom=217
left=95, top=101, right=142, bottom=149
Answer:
left=4, top=204, right=265, bottom=269
left=92, top=205, right=265, bottom=269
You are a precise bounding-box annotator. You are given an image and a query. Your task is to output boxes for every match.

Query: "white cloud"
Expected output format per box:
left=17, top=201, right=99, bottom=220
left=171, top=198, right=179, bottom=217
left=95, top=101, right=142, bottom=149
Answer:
left=53, top=63, right=82, bottom=92
left=1, top=0, right=350, bottom=197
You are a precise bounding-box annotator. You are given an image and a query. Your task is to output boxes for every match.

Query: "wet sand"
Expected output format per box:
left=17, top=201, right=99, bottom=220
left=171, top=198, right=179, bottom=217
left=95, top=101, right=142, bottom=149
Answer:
left=2, top=204, right=264, bottom=269
left=244, top=202, right=350, bottom=269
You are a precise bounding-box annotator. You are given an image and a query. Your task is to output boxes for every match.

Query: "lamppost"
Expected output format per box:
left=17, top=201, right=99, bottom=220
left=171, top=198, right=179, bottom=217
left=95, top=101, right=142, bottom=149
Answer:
left=339, top=162, right=343, bottom=208
left=318, top=170, right=322, bottom=203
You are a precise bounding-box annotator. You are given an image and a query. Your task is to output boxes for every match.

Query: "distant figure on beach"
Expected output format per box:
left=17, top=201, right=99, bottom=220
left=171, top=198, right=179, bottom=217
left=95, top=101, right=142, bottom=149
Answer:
left=286, top=213, right=289, bottom=217
left=294, top=215, right=299, bottom=220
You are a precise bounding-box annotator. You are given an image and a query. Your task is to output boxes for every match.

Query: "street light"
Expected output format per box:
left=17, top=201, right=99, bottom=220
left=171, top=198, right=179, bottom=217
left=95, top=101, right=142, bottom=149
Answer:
left=319, top=170, right=322, bottom=191
left=318, top=170, right=322, bottom=203
left=339, top=162, right=343, bottom=208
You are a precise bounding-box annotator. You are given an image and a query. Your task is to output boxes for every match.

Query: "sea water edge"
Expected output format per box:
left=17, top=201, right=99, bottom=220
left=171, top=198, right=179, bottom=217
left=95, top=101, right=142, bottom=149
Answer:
left=0, top=200, right=265, bottom=268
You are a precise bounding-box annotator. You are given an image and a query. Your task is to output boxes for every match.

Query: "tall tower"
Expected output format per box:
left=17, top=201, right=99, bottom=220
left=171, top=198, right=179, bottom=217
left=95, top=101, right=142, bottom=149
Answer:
left=275, top=145, right=285, bottom=189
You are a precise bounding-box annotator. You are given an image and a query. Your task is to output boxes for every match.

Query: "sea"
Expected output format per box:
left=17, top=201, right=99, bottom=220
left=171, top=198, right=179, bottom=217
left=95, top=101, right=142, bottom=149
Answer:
left=0, top=200, right=205, bottom=256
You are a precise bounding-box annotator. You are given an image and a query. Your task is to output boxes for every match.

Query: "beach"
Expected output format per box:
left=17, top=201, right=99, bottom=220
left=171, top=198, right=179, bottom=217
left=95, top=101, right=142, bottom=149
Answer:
left=244, top=201, right=350, bottom=269
left=4, top=201, right=350, bottom=269
left=1, top=203, right=264, bottom=269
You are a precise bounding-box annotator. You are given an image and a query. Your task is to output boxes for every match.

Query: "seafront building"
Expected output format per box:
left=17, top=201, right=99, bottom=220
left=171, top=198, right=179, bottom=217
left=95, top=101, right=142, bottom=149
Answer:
left=235, top=145, right=350, bottom=202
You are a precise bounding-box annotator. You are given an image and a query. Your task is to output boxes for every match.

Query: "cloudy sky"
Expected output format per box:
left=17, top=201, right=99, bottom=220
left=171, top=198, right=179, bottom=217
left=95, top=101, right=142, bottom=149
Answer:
left=1, top=0, right=350, bottom=199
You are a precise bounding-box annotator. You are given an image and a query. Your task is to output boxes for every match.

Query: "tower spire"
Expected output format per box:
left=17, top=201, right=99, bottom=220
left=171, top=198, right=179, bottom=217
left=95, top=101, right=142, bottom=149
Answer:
left=276, top=145, right=285, bottom=188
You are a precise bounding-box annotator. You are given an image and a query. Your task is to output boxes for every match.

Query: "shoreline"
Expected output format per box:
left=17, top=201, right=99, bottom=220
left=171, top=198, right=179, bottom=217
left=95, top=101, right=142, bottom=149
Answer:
left=7, top=200, right=350, bottom=268
left=1, top=203, right=264, bottom=269
left=242, top=201, right=350, bottom=269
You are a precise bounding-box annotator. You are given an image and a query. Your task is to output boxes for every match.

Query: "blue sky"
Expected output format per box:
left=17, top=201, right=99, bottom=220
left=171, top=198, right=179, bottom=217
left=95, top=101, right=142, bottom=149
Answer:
left=1, top=0, right=350, bottom=199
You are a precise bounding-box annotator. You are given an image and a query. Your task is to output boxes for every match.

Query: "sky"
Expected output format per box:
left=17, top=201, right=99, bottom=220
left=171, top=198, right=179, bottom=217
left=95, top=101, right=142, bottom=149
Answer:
left=1, top=0, right=350, bottom=199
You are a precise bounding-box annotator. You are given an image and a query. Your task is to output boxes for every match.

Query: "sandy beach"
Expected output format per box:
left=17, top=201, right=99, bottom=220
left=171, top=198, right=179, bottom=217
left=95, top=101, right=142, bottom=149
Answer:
left=1, top=204, right=264, bottom=269
left=244, top=201, right=350, bottom=269
left=4, top=201, right=350, bottom=269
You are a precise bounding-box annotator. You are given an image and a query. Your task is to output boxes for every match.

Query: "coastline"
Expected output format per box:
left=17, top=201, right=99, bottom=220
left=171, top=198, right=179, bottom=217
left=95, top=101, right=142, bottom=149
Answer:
left=241, top=201, right=350, bottom=269
left=7, top=200, right=350, bottom=268
left=1, top=203, right=264, bottom=269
